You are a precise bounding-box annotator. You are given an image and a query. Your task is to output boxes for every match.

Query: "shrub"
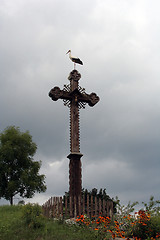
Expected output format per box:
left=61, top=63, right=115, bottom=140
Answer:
left=22, top=203, right=45, bottom=229
left=128, top=210, right=160, bottom=239
left=150, top=215, right=160, bottom=238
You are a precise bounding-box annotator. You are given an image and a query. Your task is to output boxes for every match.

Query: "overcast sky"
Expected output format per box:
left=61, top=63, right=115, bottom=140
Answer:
left=0, top=0, right=160, bottom=208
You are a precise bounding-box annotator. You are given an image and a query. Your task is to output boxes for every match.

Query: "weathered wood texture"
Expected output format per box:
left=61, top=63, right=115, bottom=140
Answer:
left=42, top=195, right=113, bottom=219
left=49, top=70, right=100, bottom=201
left=68, top=154, right=82, bottom=198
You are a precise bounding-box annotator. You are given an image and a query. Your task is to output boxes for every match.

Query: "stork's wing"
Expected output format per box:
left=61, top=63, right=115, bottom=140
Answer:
left=72, top=57, right=83, bottom=65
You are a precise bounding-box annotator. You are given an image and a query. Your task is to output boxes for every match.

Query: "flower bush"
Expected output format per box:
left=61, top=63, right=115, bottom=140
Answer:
left=76, top=210, right=160, bottom=240
left=131, top=210, right=160, bottom=240
left=22, top=203, right=45, bottom=229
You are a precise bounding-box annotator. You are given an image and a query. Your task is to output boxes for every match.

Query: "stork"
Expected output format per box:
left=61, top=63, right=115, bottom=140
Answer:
left=66, top=50, right=83, bottom=69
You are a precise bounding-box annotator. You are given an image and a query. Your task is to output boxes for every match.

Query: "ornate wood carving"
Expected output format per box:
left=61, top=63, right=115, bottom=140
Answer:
left=49, top=70, right=100, bottom=199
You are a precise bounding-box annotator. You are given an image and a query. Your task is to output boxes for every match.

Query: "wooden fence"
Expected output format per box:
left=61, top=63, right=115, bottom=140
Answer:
left=42, top=195, right=113, bottom=219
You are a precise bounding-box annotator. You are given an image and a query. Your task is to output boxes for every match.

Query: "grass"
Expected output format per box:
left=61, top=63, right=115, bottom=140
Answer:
left=0, top=205, right=101, bottom=240
left=1, top=205, right=160, bottom=240
left=0, top=205, right=23, bottom=239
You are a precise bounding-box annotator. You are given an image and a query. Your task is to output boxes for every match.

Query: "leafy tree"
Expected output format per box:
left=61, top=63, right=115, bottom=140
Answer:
left=142, top=196, right=160, bottom=216
left=0, top=126, right=47, bottom=205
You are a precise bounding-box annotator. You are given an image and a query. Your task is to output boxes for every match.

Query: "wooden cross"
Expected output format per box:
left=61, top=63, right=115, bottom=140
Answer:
left=49, top=70, right=100, bottom=199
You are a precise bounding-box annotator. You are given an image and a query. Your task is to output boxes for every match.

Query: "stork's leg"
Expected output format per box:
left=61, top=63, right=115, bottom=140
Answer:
left=74, top=63, right=76, bottom=69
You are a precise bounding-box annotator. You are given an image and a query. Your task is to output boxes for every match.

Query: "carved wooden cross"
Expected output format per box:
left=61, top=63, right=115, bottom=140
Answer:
left=49, top=70, right=100, bottom=199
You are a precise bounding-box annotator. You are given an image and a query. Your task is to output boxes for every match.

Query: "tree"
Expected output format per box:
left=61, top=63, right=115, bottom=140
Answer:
left=0, top=126, right=47, bottom=205
left=142, top=196, right=160, bottom=216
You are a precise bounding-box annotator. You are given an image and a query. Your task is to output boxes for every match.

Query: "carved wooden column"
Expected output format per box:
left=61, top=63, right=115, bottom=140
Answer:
left=67, top=71, right=83, bottom=198
left=49, top=70, right=99, bottom=202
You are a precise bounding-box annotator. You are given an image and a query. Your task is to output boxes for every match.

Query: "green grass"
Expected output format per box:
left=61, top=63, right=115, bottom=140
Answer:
left=0, top=205, right=101, bottom=240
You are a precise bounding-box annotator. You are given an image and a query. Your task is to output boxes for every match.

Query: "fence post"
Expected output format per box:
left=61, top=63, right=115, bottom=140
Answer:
left=95, top=196, right=97, bottom=218
left=53, top=197, right=55, bottom=218
left=82, top=195, right=85, bottom=216
left=46, top=200, right=49, bottom=218
left=56, top=197, right=58, bottom=218
left=70, top=196, right=73, bottom=218
left=60, top=197, right=63, bottom=217
left=51, top=197, right=53, bottom=218
left=65, top=196, right=68, bottom=217
left=91, top=195, right=93, bottom=218
left=103, top=199, right=106, bottom=216
left=57, top=197, right=60, bottom=217
left=78, top=195, right=81, bottom=217
left=87, top=194, right=89, bottom=217
left=99, top=198, right=102, bottom=215
left=48, top=199, right=51, bottom=218
left=107, top=200, right=113, bottom=218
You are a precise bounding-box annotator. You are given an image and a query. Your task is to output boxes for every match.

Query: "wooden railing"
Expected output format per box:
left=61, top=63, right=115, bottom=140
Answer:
left=42, top=195, right=113, bottom=219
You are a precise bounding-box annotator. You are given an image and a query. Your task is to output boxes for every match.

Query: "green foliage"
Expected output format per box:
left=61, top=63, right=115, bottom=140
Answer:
left=76, top=205, right=160, bottom=240
left=113, top=196, right=160, bottom=239
left=64, top=188, right=112, bottom=201
left=129, top=210, right=160, bottom=239
left=0, top=205, right=102, bottom=240
left=142, top=195, right=160, bottom=216
left=1, top=196, right=160, bottom=240
left=129, top=196, right=160, bottom=239
left=113, top=196, right=138, bottom=234
left=22, top=203, right=45, bottom=229
left=150, top=215, right=160, bottom=238
left=115, top=196, right=139, bottom=216
left=81, top=188, right=112, bottom=201
left=0, top=126, right=46, bottom=204
left=0, top=205, right=23, bottom=239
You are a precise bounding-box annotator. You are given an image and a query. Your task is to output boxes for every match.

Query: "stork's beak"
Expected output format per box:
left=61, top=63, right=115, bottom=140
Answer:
left=66, top=50, right=70, bottom=54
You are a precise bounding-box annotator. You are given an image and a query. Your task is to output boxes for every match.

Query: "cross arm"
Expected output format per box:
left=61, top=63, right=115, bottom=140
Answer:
left=79, top=92, right=100, bottom=107
left=49, top=86, right=72, bottom=101
left=49, top=86, right=100, bottom=107
left=71, top=88, right=99, bottom=107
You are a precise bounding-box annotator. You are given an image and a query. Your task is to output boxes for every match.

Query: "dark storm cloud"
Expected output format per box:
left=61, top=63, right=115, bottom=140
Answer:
left=1, top=0, right=160, bottom=206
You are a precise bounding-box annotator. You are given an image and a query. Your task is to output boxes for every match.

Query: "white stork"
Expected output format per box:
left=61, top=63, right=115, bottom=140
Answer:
left=66, top=50, right=83, bottom=69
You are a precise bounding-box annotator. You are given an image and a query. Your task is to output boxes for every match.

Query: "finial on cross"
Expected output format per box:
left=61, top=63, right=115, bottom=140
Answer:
left=49, top=70, right=100, bottom=199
